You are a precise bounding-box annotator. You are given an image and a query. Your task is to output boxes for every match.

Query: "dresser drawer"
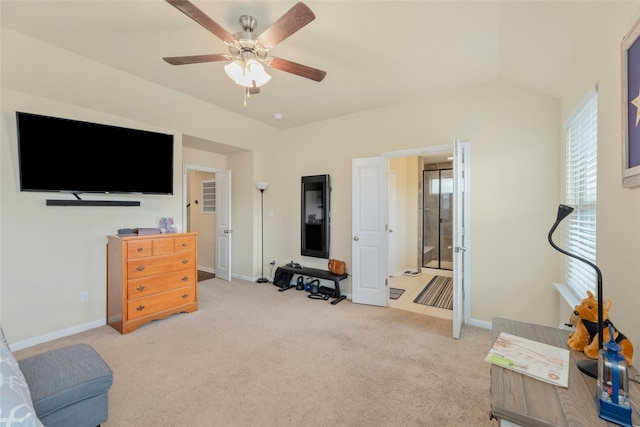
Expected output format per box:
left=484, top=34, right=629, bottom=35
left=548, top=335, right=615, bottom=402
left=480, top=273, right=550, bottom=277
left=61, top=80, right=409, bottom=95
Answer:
left=127, top=286, right=196, bottom=320
left=127, top=268, right=195, bottom=298
left=152, top=237, right=175, bottom=256
left=127, top=253, right=195, bottom=279
left=127, top=240, right=153, bottom=259
left=175, top=235, right=196, bottom=253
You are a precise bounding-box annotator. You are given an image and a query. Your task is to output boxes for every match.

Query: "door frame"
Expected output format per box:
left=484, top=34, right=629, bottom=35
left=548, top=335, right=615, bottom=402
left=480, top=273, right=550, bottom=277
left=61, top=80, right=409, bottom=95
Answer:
left=182, top=163, right=225, bottom=274
left=452, top=139, right=470, bottom=338
left=382, top=144, right=471, bottom=334
left=388, top=170, right=398, bottom=276
left=383, top=144, right=453, bottom=271
left=183, top=163, right=223, bottom=230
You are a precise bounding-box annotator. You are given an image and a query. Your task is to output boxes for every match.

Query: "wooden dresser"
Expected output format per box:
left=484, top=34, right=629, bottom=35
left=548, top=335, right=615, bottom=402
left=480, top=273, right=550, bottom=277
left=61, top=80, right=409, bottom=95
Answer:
left=107, top=232, right=198, bottom=334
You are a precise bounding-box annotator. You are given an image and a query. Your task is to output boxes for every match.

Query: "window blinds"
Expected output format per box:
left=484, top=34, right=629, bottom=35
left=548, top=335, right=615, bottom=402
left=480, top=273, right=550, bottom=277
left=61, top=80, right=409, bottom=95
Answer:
left=564, top=90, right=598, bottom=299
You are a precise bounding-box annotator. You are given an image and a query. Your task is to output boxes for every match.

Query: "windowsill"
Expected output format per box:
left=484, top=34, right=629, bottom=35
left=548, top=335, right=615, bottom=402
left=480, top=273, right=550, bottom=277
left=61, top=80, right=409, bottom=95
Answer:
left=554, top=282, right=581, bottom=309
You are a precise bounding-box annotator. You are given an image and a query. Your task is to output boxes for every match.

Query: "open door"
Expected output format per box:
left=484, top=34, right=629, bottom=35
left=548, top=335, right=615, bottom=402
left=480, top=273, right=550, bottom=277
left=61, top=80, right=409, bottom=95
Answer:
left=453, top=140, right=470, bottom=338
left=215, top=170, right=232, bottom=281
left=351, top=157, right=388, bottom=306
left=387, top=171, right=398, bottom=277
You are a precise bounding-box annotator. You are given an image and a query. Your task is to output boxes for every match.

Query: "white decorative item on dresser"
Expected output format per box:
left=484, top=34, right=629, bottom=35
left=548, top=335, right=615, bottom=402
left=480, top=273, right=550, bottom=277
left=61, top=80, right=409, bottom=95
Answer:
left=107, top=232, right=198, bottom=334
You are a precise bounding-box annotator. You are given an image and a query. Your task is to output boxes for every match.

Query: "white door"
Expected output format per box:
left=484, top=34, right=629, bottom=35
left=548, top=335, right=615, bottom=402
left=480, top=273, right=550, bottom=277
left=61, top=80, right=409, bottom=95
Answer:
left=453, top=140, right=470, bottom=338
left=388, top=171, right=398, bottom=277
left=215, top=170, right=232, bottom=281
left=352, top=157, right=388, bottom=306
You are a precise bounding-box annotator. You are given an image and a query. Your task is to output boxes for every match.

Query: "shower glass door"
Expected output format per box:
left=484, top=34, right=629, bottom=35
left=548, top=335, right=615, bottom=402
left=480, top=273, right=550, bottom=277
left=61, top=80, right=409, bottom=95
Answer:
left=422, top=169, right=453, bottom=270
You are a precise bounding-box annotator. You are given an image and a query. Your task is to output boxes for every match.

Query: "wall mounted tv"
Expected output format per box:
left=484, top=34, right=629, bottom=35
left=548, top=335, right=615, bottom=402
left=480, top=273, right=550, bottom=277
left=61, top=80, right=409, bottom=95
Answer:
left=16, top=112, right=174, bottom=198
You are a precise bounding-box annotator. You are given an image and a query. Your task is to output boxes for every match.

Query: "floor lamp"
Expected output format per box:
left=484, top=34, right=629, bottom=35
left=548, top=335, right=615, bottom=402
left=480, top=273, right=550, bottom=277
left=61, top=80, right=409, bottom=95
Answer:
left=547, top=204, right=602, bottom=378
left=256, top=181, right=269, bottom=283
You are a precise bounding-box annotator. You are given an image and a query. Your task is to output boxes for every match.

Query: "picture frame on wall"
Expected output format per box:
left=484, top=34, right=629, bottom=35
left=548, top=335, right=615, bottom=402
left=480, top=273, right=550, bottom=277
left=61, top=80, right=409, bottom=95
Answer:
left=622, top=17, right=640, bottom=188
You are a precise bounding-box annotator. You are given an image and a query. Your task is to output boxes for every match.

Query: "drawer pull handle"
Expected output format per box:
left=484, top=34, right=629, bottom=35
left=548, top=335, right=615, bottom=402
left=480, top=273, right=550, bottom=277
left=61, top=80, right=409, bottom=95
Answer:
left=182, top=259, right=189, bottom=264
left=136, top=285, right=145, bottom=291
left=136, top=305, right=145, bottom=311
left=136, top=265, right=145, bottom=271
left=182, top=276, right=189, bottom=281
left=137, top=247, right=144, bottom=252
left=182, top=294, right=189, bottom=299
left=183, top=243, right=188, bottom=247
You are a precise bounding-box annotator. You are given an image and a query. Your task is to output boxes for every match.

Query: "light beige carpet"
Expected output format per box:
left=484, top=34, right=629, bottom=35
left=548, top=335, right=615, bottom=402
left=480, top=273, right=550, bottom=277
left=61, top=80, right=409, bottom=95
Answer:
left=15, top=277, right=495, bottom=426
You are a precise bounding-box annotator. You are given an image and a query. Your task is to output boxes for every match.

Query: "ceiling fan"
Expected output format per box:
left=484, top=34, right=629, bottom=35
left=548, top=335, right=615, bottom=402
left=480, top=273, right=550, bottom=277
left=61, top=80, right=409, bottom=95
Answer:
left=163, top=0, right=327, bottom=105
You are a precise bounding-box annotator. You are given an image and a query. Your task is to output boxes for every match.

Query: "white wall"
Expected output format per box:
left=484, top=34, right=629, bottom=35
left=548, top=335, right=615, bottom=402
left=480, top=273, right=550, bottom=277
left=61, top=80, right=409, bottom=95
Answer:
left=0, top=80, right=562, bottom=345
left=259, top=81, right=561, bottom=328
left=389, top=157, right=420, bottom=272
left=0, top=28, right=271, bottom=344
left=389, top=158, right=408, bottom=272
left=560, top=6, right=640, bottom=364
left=0, top=89, right=184, bottom=343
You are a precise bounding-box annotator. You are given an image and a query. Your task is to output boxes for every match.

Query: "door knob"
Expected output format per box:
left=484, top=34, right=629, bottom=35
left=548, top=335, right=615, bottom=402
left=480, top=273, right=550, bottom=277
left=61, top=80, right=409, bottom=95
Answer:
left=353, top=236, right=359, bottom=241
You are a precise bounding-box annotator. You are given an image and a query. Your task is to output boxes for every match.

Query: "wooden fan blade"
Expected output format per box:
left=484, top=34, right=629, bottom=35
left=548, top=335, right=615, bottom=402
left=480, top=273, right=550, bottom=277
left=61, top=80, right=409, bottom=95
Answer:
left=165, top=0, right=234, bottom=43
left=163, top=54, right=230, bottom=65
left=268, top=57, right=326, bottom=82
left=257, top=2, right=315, bottom=48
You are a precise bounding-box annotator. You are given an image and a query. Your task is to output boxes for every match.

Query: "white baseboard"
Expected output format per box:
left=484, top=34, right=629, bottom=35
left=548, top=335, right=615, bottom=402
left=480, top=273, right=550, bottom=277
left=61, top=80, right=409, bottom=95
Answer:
left=198, top=266, right=215, bottom=274
left=232, top=273, right=257, bottom=282
left=10, top=319, right=106, bottom=351
left=467, top=317, right=492, bottom=330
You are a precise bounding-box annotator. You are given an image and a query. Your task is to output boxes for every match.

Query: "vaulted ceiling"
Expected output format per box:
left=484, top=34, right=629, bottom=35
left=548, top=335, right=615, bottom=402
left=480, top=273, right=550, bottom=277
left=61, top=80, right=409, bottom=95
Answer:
left=0, top=1, right=627, bottom=130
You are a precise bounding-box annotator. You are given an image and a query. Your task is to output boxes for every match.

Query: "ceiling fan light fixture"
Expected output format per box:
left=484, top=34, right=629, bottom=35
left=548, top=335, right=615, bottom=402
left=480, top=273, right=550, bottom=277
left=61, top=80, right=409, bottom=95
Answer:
left=224, top=55, right=271, bottom=88
left=245, top=58, right=271, bottom=86
left=223, top=60, right=244, bottom=83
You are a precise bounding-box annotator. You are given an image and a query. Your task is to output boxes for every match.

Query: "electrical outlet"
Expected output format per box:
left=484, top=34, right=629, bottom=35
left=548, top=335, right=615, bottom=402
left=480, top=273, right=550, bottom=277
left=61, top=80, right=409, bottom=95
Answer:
left=80, top=291, right=89, bottom=303
left=270, top=259, right=277, bottom=266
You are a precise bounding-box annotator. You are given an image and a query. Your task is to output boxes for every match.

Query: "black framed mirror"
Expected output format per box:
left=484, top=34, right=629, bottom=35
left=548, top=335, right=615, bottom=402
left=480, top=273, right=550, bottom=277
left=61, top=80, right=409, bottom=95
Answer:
left=301, top=174, right=330, bottom=259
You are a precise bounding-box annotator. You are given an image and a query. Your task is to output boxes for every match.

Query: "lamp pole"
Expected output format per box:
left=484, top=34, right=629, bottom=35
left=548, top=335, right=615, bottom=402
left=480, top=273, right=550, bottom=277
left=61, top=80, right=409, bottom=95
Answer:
left=548, top=204, right=602, bottom=378
left=256, top=182, right=269, bottom=283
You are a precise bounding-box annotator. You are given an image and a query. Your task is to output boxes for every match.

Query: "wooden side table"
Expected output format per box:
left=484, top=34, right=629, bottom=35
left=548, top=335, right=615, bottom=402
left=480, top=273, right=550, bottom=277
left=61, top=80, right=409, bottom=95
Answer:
left=490, top=317, right=640, bottom=426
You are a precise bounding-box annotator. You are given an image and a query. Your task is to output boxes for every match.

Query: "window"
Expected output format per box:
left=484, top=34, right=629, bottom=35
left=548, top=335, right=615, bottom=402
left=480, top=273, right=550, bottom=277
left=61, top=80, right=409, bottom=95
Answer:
left=202, top=180, right=216, bottom=214
left=564, top=88, right=598, bottom=298
left=429, top=177, right=453, bottom=194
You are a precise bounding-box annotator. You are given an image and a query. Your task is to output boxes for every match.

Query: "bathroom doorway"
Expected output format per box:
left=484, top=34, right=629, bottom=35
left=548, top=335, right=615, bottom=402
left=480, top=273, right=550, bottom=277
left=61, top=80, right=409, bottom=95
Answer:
left=422, top=167, right=453, bottom=270
left=355, top=141, right=470, bottom=337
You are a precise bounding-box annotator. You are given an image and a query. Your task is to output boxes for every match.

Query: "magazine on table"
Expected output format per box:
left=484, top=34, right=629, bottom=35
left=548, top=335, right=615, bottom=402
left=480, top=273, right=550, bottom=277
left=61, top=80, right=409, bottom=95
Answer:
left=485, top=332, right=570, bottom=388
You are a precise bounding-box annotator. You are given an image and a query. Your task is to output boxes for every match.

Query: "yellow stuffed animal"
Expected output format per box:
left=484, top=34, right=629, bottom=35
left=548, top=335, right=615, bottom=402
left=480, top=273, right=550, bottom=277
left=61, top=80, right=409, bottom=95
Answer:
left=568, top=290, right=634, bottom=366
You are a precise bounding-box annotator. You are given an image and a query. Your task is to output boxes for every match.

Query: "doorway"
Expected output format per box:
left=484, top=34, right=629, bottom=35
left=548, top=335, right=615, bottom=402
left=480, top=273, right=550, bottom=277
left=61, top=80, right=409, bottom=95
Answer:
left=183, top=165, right=222, bottom=279
left=422, top=167, right=453, bottom=270
left=352, top=141, right=470, bottom=338
left=186, top=168, right=216, bottom=277
left=389, top=155, right=454, bottom=320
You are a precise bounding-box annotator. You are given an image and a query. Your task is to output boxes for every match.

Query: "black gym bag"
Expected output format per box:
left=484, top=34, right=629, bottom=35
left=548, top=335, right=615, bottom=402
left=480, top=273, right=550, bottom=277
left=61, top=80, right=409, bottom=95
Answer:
left=272, top=267, right=294, bottom=289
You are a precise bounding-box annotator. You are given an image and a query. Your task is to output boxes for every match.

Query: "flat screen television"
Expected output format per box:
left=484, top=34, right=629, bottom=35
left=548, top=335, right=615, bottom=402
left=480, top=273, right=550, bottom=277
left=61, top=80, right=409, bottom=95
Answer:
left=16, top=111, right=174, bottom=196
